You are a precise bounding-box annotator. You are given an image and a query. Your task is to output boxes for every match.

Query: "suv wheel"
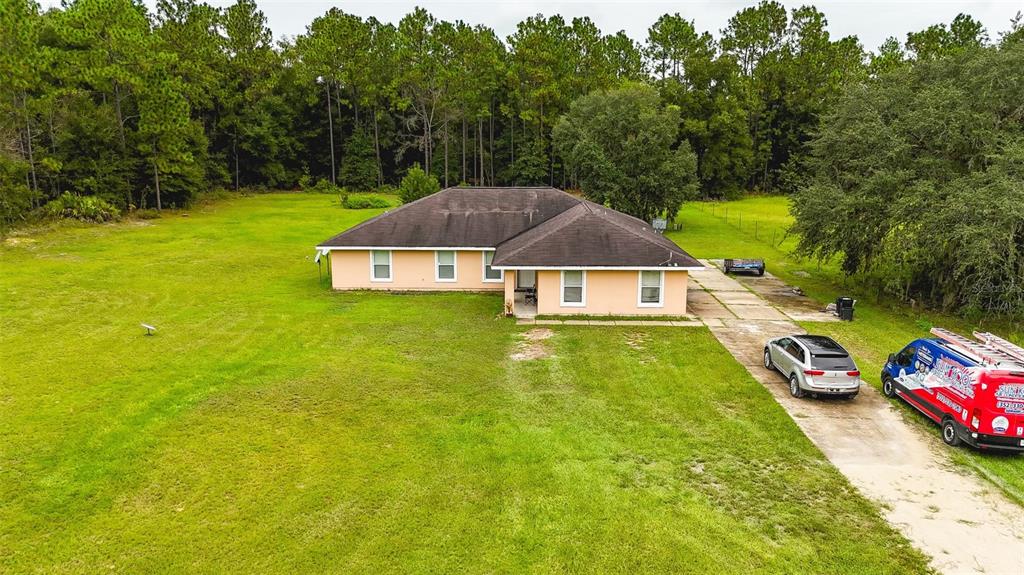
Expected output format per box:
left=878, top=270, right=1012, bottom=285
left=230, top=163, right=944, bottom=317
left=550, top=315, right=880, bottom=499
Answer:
left=941, top=419, right=962, bottom=447
left=763, top=348, right=774, bottom=370
left=789, top=374, right=804, bottom=398
left=882, top=376, right=897, bottom=398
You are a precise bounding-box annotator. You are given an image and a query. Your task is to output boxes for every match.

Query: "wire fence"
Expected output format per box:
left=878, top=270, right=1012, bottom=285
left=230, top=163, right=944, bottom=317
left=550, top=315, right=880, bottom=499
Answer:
left=694, top=201, right=796, bottom=251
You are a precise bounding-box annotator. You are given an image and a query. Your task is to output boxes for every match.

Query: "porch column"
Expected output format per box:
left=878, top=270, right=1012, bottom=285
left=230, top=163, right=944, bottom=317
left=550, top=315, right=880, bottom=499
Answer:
left=503, top=270, right=516, bottom=316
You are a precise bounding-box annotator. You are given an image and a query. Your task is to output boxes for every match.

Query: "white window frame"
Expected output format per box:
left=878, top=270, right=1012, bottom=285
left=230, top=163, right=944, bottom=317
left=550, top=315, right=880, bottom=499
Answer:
left=369, top=250, right=392, bottom=282
left=560, top=270, right=586, bottom=307
left=434, top=250, right=457, bottom=282
left=637, top=270, right=665, bottom=307
left=481, top=251, right=503, bottom=283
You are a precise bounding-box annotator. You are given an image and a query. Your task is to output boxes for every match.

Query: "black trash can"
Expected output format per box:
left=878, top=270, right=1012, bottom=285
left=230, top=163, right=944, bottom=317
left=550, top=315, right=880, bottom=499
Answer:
left=836, top=297, right=855, bottom=321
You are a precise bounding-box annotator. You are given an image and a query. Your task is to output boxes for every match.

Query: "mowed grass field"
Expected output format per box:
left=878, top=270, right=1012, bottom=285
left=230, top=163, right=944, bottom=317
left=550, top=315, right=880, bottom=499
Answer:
left=0, top=194, right=929, bottom=573
left=669, top=197, right=1024, bottom=503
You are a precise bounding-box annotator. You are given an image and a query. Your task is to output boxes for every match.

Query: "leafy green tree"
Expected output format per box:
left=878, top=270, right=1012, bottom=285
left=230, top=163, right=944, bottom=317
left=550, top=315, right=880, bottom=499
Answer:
left=604, top=32, right=646, bottom=81
left=1001, top=11, right=1024, bottom=46
left=647, top=13, right=752, bottom=197
left=396, top=8, right=444, bottom=176
left=906, top=14, right=987, bottom=59
left=553, top=84, right=698, bottom=222
left=0, top=0, right=43, bottom=202
left=792, top=43, right=1024, bottom=314
left=398, top=162, right=440, bottom=203
left=219, top=0, right=279, bottom=188
left=340, top=128, right=378, bottom=191
left=869, top=37, right=907, bottom=75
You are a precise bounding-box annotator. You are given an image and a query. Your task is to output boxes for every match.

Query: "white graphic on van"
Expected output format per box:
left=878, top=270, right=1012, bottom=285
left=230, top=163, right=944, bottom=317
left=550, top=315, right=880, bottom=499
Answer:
left=995, top=384, right=1024, bottom=401
left=997, top=401, right=1024, bottom=414
left=992, top=416, right=1009, bottom=434
left=896, top=356, right=976, bottom=398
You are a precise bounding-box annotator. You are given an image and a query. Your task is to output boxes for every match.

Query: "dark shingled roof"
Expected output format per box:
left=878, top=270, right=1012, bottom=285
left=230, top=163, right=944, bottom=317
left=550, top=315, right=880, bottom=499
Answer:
left=318, top=187, right=578, bottom=248
left=491, top=200, right=701, bottom=268
left=318, top=187, right=702, bottom=269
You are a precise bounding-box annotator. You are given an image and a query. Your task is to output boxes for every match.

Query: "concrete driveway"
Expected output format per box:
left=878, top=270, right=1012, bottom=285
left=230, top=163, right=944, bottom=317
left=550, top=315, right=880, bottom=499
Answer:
left=688, top=261, right=1024, bottom=575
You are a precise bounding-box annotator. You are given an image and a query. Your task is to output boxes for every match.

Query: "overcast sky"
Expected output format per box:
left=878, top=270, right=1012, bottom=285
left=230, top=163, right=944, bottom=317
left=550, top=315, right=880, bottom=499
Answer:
left=43, top=1, right=1024, bottom=51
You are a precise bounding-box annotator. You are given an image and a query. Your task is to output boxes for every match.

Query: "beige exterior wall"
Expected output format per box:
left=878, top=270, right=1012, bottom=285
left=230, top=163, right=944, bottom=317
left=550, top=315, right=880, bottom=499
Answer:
left=329, top=249, right=505, bottom=291
left=503, top=270, right=516, bottom=314
left=535, top=269, right=689, bottom=316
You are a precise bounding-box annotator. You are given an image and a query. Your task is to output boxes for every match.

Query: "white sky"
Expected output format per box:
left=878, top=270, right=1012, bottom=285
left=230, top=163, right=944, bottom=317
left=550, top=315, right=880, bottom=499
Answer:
left=42, top=1, right=1024, bottom=51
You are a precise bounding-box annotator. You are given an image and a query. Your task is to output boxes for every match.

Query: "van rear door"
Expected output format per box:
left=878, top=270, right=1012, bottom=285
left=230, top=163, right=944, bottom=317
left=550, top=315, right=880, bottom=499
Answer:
left=987, top=374, right=1024, bottom=437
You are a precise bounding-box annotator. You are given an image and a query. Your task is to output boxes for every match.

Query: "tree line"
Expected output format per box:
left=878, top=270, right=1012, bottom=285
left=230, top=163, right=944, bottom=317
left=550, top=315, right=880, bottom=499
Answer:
left=792, top=34, right=1024, bottom=316
left=3, top=0, right=1015, bottom=225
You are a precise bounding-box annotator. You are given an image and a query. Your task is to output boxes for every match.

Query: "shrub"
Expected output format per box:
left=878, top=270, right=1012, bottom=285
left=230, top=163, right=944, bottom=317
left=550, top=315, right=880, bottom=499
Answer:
left=399, top=163, right=440, bottom=204
left=43, top=192, right=120, bottom=222
left=134, top=209, right=163, bottom=220
left=376, top=184, right=398, bottom=196
left=342, top=194, right=394, bottom=209
left=308, top=178, right=343, bottom=195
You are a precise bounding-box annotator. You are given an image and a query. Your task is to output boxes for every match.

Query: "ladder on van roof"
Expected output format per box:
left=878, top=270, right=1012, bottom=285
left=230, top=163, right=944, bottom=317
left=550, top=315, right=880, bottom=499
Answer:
left=974, top=331, right=1024, bottom=363
left=930, top=327, right=1024, bottom=369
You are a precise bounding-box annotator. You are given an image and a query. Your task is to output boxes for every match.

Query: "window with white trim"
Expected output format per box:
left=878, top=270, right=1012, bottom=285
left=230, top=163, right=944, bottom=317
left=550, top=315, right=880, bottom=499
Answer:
left=638, top=270, right=664, bottom=306
left=435, top=250, right=456, bottom=282
left=561, top=270, right=585, bottom=306
left=371, top=250, right=392, bottom=281
left=482, top=251, right=502, bottom=282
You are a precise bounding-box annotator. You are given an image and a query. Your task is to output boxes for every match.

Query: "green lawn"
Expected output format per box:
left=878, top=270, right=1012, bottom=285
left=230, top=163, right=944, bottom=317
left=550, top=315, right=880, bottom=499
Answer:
left=0, top=193, right=928, bottom=573
left=669, top=198, right=1024, bottom=503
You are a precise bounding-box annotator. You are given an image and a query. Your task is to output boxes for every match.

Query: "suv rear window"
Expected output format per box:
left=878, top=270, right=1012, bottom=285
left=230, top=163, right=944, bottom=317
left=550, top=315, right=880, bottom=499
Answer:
left=811, top=353, right=856, bottom=370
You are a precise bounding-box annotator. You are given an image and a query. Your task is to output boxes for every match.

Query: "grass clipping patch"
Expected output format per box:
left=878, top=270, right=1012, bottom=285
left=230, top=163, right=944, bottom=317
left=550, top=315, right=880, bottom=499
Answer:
left=510, top=328, right=554, bottom=361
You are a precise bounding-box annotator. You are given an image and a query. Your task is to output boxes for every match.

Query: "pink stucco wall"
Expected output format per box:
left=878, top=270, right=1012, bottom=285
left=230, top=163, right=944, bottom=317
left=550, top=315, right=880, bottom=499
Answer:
left=534, top=270, right=689, bottom=316
left=329, top=251, right=690, bottom=316
left=329, top=249, right=505, bottom=291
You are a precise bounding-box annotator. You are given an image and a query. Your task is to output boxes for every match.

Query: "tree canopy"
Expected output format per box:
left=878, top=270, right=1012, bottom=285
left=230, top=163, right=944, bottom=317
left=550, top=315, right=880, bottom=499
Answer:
left=791, top=42, right=1024, bottom=315
left=2, top=1, right=1022, bottom=317
left=553, top=84, right=697, bottom=221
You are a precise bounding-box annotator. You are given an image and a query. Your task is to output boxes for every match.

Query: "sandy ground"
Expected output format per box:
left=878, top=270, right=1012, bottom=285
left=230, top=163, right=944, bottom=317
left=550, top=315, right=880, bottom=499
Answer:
left=689, top=263, right=1024, bottom=575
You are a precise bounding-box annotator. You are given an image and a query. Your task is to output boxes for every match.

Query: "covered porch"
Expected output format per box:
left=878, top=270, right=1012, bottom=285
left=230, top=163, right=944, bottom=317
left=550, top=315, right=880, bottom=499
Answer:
left=503, top=270, right=538, bottom=319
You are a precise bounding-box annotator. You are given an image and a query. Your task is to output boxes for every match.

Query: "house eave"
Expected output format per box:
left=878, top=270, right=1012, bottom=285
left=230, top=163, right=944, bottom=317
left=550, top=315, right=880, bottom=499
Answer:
left=490, top=265, right=705, bottom=271
left=316, top=246, right=496, bottom=252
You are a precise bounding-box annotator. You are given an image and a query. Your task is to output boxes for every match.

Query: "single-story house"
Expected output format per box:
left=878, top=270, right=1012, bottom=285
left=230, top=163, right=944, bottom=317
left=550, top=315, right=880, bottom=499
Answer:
left=316, top=187, right=703, bottom=317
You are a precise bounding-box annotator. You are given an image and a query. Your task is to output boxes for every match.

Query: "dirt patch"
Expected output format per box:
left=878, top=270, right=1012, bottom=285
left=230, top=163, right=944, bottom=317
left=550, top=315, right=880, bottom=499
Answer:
left=624, top=331, right=649, bottom=350
left=510, top=328, right=554, bottom=361
left=734, top=272, right=825, bottom=315
left=624, top=331, right=656, bottom=363
left=3, top=237, right=36, bottom=247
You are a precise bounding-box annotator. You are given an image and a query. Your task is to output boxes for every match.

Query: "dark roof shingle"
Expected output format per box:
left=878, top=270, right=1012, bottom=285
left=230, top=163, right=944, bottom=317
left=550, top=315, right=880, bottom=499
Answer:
left=318, top=186, right=702, bottom=269
left=491, top=200, right=701, bottom=268
left=318, top=187, right=578, bottom=248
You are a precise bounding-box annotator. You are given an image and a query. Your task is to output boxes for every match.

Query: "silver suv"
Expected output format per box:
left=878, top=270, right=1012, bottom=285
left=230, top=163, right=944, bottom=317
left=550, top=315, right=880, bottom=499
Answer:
left=764, top=335, right=861, bottom=399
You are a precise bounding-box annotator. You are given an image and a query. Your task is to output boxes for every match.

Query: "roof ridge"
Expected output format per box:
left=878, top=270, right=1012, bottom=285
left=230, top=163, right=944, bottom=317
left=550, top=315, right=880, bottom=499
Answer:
left=494, top=203, right=588, bottom=261
left=589, top=203, right=675, bottom=248
left=584, top=205, right=686, bottom=264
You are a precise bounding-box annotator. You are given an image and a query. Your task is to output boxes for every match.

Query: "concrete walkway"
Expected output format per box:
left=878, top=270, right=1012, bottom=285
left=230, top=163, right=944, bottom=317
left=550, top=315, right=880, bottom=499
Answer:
left=690, top=263, right=1024, bottom=575
left=515, top=318, right=702, bottom=327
